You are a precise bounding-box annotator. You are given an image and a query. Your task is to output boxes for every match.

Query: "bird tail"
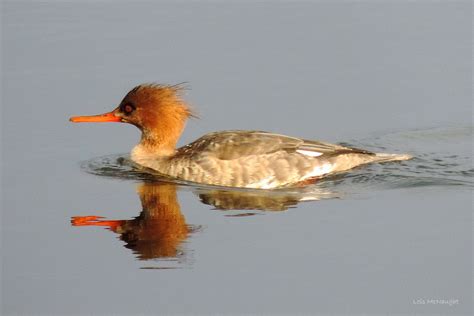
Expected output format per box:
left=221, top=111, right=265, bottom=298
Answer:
left=373, top=153, right=413, bottom=163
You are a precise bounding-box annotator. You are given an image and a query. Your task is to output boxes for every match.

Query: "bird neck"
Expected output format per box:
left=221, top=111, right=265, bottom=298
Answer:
left=131, top=121, right=186, bottom=162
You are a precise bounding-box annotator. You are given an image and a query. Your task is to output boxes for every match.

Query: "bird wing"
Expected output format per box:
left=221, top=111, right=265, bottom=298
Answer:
left=178, top=130, right=373, bottom=160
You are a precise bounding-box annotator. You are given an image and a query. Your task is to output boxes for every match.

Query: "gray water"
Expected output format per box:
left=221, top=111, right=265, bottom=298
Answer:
left=2, top=1, right=472, bottom=315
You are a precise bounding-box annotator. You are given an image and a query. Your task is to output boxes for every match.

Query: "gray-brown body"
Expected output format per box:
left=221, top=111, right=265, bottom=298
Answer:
left=132, top=130, right=411, bottom=189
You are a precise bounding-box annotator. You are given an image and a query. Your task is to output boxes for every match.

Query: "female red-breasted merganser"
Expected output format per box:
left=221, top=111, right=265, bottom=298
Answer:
left=70, top=84, right=411, bottom=188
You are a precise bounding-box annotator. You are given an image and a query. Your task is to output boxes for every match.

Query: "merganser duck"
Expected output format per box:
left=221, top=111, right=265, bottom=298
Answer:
left=70, top=84, right=412, bottom=188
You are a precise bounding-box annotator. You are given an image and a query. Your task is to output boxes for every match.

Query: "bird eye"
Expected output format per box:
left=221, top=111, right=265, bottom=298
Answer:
left=122, top=103, right=135, bottom=114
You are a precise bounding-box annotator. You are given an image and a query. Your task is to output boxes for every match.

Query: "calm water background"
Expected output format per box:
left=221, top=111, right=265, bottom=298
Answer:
left=2, top=1, right=472, bottom=315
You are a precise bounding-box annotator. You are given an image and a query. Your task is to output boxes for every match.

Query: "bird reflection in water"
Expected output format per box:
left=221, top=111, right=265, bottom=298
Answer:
left=72, top=180, right=337, bottom=265
left=72, top=183, right=196, bottom=263
left=196, top=185, right=337, bottom=213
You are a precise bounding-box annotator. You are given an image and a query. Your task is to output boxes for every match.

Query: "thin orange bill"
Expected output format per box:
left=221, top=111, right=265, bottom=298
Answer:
left=69, top=111, right=121, bottom=123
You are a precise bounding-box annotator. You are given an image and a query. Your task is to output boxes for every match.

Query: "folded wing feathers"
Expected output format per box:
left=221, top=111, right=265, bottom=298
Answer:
left=297, top=139, right=375, bottom=157
left=185, top=131, right=374, bottom=160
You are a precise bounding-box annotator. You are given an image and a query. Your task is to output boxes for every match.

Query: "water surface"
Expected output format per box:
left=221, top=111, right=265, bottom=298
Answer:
left=2, top=1, right=472, bottom=315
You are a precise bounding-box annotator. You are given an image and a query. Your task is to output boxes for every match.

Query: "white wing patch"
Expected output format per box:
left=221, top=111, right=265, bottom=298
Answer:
left=296, top=149, right=323, bottom=157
